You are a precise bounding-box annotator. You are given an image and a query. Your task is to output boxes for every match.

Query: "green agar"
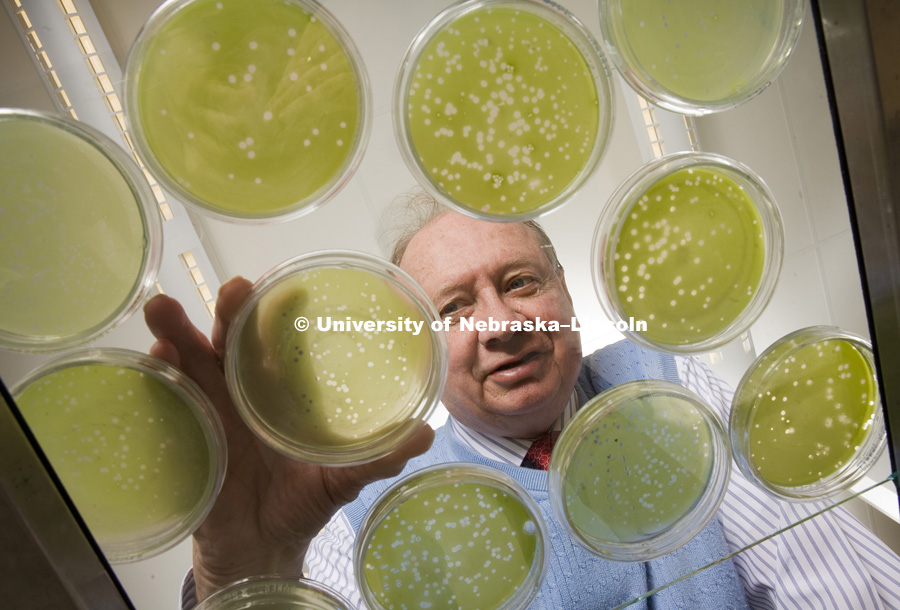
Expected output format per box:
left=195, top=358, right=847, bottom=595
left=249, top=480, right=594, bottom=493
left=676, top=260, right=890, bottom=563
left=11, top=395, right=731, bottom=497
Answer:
left=613, top=167, right=766, bottom=346
left=407, top=7, right=600, bottom=216
left=744, top=339, right=878, bottom=487
left=15, top=365, right=212, bottom=551
left=363, top=482, right=538, bottom=609
left=136, top=0, right=360, bottom=215
left=0, top=118, right=145, bottom=342
left=618, top=0, right=782, bottom=103
left=235, top=268, right=433, bottom=450
left=563, top=394, right=713, bottom=543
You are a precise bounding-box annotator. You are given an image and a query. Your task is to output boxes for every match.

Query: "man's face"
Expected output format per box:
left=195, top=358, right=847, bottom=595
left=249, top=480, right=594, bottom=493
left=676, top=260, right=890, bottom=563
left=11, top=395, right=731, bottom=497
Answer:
left=400, top=213, right=583, bottom=438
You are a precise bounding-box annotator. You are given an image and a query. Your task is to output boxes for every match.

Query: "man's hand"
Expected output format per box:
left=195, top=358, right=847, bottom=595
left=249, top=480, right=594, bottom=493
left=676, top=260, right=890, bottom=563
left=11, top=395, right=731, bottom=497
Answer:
left=144, top=277, right=434, bottom=601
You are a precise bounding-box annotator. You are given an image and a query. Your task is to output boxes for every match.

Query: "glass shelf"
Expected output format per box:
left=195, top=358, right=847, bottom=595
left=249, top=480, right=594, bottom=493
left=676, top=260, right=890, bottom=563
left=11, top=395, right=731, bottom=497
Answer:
left=614, top=472, right=900, bottom=609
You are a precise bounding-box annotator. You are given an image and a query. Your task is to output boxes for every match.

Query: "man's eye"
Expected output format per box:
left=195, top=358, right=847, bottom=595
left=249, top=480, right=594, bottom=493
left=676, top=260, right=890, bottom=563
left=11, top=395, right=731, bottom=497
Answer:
left=508, top=276, right=532, bottom=290
left=439, top=302, right=459, bottom=317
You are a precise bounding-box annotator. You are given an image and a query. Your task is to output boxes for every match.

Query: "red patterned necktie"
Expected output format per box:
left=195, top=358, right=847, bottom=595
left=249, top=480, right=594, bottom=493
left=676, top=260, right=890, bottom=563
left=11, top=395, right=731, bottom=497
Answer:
left=522, top=430, right=560, bottom=470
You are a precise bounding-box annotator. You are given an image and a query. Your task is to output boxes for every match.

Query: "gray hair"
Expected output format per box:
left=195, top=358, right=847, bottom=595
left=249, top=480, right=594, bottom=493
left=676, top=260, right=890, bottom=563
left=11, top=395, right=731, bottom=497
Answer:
left=386, top=189, right=563, bottom=272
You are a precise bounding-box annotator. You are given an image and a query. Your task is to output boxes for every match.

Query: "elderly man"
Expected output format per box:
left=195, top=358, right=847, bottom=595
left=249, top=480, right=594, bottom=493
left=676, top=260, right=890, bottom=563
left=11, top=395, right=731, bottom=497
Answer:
left=147, top=199, right=900, bottom=609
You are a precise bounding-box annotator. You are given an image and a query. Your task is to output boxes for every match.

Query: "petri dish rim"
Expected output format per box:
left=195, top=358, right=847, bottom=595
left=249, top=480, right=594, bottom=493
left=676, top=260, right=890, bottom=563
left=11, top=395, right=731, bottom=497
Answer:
left=548, top=379, right=731, bottom=561
left=729, top=325, right=887, bottom=502
left=591, top=151, right=784, bottom=354
left=393, top=0, right=614, bottom=222
left=0, top=108, right=162, bottom=352
left=195, top=575, right=355, bottom=610
left=596, top=0, right=807, bottom=116
left=224, top=249, right=448, bottom=465
left=354, top=462, right=549, bottom=610
left=10, top=347, right=227, bottom=563
left=123, top=0, right=372, bottom=224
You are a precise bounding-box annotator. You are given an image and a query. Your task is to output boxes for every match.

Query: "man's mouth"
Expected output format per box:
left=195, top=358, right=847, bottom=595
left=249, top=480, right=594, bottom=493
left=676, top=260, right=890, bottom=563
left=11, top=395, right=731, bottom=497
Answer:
left=487, top=351, right=542, bottom=383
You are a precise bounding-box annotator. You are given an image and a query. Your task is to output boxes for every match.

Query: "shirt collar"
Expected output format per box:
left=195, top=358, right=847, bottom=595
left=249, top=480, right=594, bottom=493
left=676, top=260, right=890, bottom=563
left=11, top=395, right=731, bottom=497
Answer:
left=447, top=389, right=581, bottom=465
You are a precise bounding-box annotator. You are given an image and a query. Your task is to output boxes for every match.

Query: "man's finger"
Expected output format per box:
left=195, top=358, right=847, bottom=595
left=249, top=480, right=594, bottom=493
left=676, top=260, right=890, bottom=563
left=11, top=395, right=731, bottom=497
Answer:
left=149, top=338, right=181, bottom=369
left=211, top=277, right=253, bottom=361
left=144, top=293, right=238, bottom=431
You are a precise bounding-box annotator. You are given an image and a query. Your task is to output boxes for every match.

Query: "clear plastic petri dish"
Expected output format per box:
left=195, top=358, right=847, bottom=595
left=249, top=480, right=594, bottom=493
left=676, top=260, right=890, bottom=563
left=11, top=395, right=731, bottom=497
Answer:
left=592, top=152, right=783, bottom=353
left=355, top=463, right=549, bottom=610
left=548, top=380, right=730, bottom=561
left=11, top=348, right=226, bottom=563
left=124, top=0, right=371, bottom=222
left=394, top=0, right=614, bottom=221
left=195, top=575, right=354, bottom=610
left=730, top=326, right=886, bottom=501
left=225, top=250, right=447, bottom=465
left=0, top=109, right=162, bottom=352
left=597, top=0, right=806, bottom=115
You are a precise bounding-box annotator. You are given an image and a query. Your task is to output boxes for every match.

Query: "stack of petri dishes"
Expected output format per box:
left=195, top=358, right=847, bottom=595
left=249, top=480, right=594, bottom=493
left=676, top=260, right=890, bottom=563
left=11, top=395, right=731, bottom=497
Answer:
left=355, top=463, right=549, bottom=610
left=592, top=152, right=783, bottom=354
left=730, top=327, right=886, bottom=501
left=12, top=348, right=226, bottom=563
left=124, top=0, right=371, bottom=222
left=548, top=380, right=731, bottom=561
left=394, top=0, right=614, bottom=220
left=597, top=0, right=806, bottom=115
left=225, top=251, right=447, bottom=465
left=0, top=109, right=161, bottom=352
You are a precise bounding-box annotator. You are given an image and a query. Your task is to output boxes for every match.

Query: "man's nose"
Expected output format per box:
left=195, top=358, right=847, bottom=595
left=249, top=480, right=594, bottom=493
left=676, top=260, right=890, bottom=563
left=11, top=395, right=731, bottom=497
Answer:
left=476, top=290, right=526, bottom=345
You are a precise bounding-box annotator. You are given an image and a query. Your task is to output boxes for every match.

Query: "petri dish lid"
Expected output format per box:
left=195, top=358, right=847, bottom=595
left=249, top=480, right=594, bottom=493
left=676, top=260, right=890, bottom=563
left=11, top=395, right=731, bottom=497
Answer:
left=355, top=463, right=549, bottom=610
left=224, top=250, right=447, bottom=465
left=124, top=0, right=371, bottom=222
left=11, top=348, right=227, bottom=563
left=195, top=575, right=354, bottom=610
left=730, top=326, right=886, bottom=501
left=394, top=0, right=614, bottom=221
left=0, top=109, right=162, bottom=352
left=592, top=151, right=783, bottom=353
left=548, top=380, right=730, bottom=561
left=597, top=0, right=806, bottom=115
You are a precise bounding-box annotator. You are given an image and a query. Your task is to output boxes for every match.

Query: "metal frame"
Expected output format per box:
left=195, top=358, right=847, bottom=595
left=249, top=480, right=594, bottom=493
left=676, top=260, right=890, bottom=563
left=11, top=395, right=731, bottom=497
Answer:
left=0, top=381, right=134, bottom=609
left=813, top=0, right=900, bottom=489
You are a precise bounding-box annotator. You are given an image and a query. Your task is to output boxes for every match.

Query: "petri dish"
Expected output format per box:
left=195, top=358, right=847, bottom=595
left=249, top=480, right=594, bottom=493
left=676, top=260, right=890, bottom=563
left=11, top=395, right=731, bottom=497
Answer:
left=225, top=251, right=447, bottom=465
left=592, top=152, right=783, bottom=353
left=195, top=575, right=354, bottom=610
left=11, top=348, right=226, bottom=563
left=0, top=109, right=161, bottom=352
left=730, top=326, right=886, bottom=501
left=597, top=0, right=806, bottom=115
left=124, top=0, right=371, bottom=222
left=548, top=380, right=730, bottom=561
left=355, top=463, right=548, bottom=610
left=394, top=0, right=613, bottom=220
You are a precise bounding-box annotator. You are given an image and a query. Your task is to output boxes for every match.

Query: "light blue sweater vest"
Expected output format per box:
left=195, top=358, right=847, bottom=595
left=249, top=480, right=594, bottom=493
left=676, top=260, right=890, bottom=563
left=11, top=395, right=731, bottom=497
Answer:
left=345, top=341, right=749, bottom=609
